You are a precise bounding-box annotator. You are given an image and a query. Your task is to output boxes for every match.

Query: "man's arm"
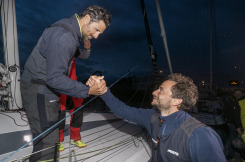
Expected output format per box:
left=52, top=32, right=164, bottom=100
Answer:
left=42, top=29, right=105, bottom=98
left=189, top=127, right=226, bottom=162
left=101, top=89, right=154, bottom=134
left=77, top=49, right=90, bottom=59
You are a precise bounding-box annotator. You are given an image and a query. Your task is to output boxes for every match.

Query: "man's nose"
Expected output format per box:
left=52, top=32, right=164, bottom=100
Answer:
left=93, top=32, right=100, bottom=39
left=152, top=89, right=158, bottom=96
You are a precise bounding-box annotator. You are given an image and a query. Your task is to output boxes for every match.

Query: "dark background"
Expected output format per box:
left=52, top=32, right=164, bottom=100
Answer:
left=1, top=0, right=245, bottom=88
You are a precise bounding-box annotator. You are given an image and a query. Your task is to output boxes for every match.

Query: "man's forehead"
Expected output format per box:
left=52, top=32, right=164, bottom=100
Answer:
left=161, top=80, right=176, bottom=87
left=91, top=21, right=106, bottom=31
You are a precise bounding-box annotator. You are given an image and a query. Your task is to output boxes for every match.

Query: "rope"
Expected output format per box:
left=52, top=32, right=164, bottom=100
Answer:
left=78, top=130, right=144, bottom=161
left=94, top=131, right=146, bottom=162
left=32, top=129, right=144, bottom=162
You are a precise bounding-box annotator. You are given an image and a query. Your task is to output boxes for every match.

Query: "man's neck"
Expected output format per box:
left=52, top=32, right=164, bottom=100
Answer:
left=160, top=108, right=179, bottom=117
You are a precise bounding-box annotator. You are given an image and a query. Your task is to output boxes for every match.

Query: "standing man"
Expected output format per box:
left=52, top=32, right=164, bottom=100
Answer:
left=88, top=73, right=226, bottom=161
left=21, top=6, right=111, bottom=162
left=223, top=89, right=244, bottom=160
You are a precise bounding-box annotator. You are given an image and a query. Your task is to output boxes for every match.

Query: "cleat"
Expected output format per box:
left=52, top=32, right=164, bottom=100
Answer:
left=59, top=142, right=64, bottom=151
left=70, top=140, right=87, bottom=148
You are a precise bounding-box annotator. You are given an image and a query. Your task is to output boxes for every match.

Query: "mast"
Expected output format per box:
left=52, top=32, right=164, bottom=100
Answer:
left=140, top=0, right=160, bottom=84
left=209, top=0, right=213, bottom=91
left=155, top=0, right=173, bottom=74
left=1, top=0, right=22, bottom=110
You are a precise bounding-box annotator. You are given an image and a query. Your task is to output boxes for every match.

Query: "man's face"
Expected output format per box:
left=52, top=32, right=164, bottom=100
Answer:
left=151, top=80, right=176, bottom=111
left=82, top=20, right=106, bottom=40
left=233, top=90, right=244, bottom=100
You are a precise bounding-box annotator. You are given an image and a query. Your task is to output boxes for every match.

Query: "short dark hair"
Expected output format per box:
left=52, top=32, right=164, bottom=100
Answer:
left=167, top=73, right=198, bottom=110
left=233, top=88, right=244, bottom=94
left=80, top=6, right=111, bottom=27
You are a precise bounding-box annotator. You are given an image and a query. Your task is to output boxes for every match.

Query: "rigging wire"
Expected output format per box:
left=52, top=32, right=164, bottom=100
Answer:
left=125, top=75, right=146, bottom=105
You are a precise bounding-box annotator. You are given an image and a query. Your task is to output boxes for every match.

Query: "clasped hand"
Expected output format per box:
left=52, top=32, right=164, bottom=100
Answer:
left=86, top=75, right=107, bottom=96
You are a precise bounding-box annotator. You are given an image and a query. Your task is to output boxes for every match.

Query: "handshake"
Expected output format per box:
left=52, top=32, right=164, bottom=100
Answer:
left=86, top=75, right=107, bottom=96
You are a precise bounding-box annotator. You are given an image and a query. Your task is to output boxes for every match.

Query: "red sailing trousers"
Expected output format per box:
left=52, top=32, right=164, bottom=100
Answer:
left=59, top=58, right=84, bottom=142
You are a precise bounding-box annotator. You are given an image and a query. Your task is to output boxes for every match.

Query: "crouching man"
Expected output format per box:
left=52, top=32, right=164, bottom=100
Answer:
left=87, top=73, right=226, bottom=162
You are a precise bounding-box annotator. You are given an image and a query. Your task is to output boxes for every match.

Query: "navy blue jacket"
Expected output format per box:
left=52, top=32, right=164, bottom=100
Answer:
left=101, top=90, right=226, bottom=161
left=22, top=15, right=90, bottom=99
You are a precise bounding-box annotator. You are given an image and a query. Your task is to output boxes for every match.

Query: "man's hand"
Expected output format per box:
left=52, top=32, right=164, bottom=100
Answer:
left=88, top=79, right=107, bottom=96
left=83, top=39, right=91, bottom=50
left=86, top=75, right=104, bottom=87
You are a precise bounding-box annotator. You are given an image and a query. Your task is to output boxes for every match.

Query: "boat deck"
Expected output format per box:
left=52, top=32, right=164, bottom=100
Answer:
left=0, top=111, right=151, bottom=162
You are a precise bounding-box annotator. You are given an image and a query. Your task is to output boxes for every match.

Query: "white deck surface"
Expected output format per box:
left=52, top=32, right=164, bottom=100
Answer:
left=0, top=111, right=151, bottom=162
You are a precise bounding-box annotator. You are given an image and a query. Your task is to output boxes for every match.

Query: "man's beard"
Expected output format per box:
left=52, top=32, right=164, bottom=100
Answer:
left=82, top=34, right=89, bottom=41
left=152, top=99, right=171, bottom=111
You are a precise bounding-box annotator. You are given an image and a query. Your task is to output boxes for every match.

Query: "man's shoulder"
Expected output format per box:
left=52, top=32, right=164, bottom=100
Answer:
left=191, top=124, right=221, bottom=142
left=42, top=23, right=78, bottom=49
left=53, top=15, right=75, bottom=26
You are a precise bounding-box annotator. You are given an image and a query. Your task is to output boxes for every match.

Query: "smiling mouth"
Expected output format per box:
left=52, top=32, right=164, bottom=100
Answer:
left=152, top=98, right=158, bottom=102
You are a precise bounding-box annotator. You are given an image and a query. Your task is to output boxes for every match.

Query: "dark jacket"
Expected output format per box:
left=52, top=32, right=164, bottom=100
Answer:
left=101, top=90, right=226, bottom=162
left=22, top=14, right=90, bottom=100
left=224, top=98, right=243, bottom=129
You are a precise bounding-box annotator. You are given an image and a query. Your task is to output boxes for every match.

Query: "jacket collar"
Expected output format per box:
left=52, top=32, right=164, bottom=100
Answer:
left=159, top=110, right=188, bottom=124
left=69, top=14, right=82, bottom=39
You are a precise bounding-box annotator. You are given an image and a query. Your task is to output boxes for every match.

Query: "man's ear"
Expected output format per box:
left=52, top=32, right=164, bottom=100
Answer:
left=84, top=14, right=91, bottom=24
left=173, top=98, right=183, bottom=107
